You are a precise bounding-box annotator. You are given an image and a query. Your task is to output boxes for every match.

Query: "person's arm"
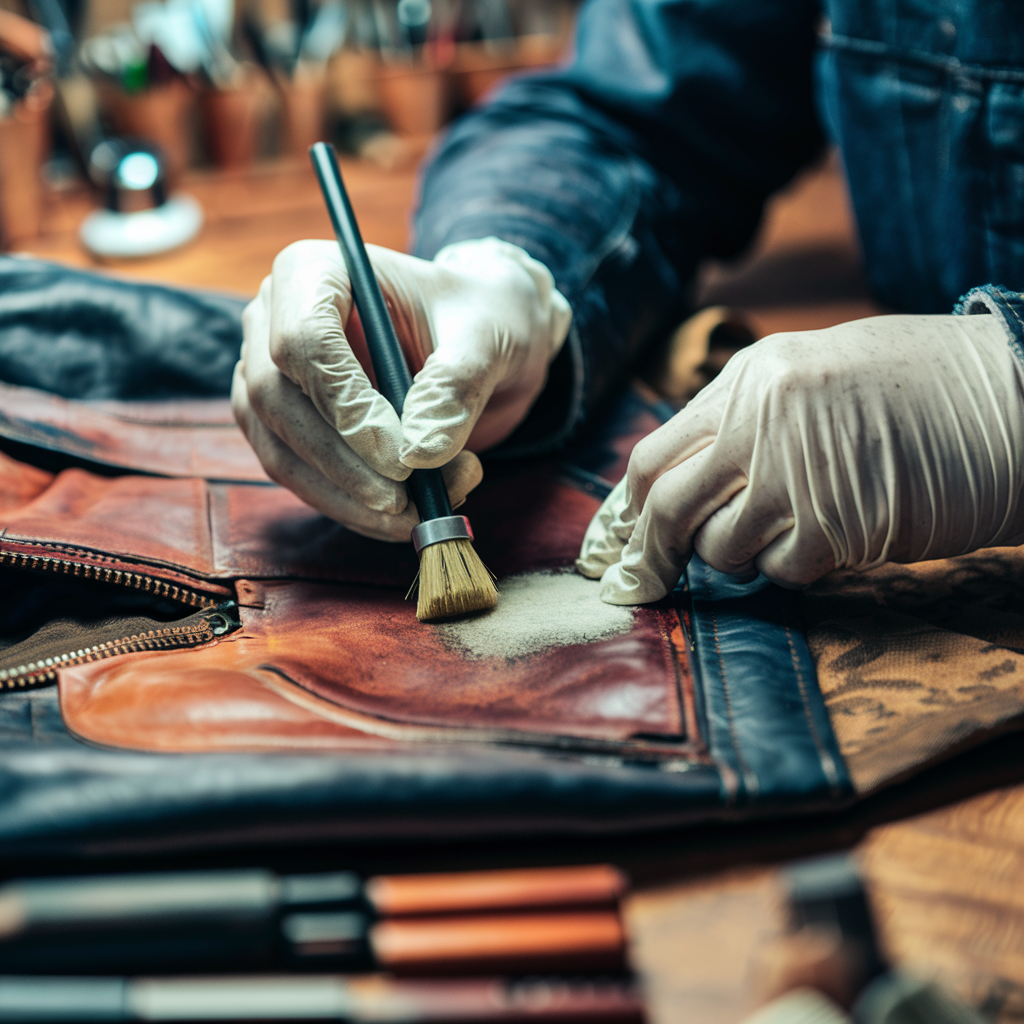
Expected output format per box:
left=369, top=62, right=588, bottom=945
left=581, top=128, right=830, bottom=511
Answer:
left=234, top=0, right=824, bottom=537
left=414, top=0, right=824, bottom=456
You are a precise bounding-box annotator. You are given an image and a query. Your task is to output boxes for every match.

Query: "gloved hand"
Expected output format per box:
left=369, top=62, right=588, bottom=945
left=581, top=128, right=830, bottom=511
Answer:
left=232, top=237, right=572, bottom=541
left=577, top=313, right=1024, bottom=602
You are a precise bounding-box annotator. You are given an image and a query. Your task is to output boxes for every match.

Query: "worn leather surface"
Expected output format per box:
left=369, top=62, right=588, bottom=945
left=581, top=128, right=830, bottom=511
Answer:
left=59, top=578, right=684, bottom=753
left=0, top=373, right=856, bottom=854
left=53, top=465, right=690, bottom=752
left=0, top=420, right=691, bottom=754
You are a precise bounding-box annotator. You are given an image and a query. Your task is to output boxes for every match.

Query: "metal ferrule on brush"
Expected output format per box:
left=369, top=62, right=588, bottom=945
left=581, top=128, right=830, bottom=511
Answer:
left=412, top=515, right=473, bottom=556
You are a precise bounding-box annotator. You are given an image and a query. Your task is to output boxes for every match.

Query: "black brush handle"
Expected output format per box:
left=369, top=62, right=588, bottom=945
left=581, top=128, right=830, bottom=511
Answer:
left=310, top=142, right=452, bottom=523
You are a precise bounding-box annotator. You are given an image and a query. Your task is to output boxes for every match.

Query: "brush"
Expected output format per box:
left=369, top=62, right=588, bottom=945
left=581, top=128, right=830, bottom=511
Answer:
left=309, top=142, right=498, bottom=622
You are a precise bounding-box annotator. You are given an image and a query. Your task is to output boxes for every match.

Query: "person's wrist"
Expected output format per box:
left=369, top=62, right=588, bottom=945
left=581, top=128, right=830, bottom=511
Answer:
left=432, top=237, right=572, bottom=361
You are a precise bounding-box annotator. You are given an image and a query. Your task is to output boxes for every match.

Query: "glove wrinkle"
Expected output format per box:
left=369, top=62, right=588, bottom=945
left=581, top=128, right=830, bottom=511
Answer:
left=579, top=313, right=1024, bottom=603
left=236, top=236, right=570, bottom=536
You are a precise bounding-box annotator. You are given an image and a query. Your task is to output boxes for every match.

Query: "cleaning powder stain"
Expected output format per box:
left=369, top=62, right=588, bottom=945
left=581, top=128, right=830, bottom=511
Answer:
left=434, top=568, right=635, bottom=661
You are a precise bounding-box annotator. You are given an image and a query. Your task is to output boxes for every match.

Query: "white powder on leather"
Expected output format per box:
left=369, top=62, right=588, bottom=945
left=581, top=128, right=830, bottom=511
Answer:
left=435, top=568, right=635, bottom=660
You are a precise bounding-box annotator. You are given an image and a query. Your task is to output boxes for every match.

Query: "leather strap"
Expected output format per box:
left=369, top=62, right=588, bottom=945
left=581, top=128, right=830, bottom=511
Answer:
left=685, top=555, right=851, bottom=806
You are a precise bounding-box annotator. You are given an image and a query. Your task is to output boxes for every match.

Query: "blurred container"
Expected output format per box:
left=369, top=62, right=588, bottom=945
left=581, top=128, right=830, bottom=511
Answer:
left=451, top=34, right=564, bottom=106
left=327, top=49, right=381, bottom=118
left=0, top=81, right=53, bottom=247
left=281, top=66, right=327, bottom=155
left=376, top=59, right=447, bottom=136
left=200, top=72, right=261, bottom=168
left=102, top=78, right=195, bottom=182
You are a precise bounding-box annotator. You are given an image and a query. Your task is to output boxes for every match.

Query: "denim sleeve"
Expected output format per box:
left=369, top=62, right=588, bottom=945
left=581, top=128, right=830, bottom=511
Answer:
left=414, top=0, right=824, bottom=458
left=955, top=284, right=1024, bottom=370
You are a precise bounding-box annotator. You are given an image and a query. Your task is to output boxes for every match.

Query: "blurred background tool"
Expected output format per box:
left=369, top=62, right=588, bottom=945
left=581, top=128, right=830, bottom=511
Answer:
left=0, top=0, right=578, bottom=262
left=0, top=863, right=629, bottom=975
left=79, top=136, right=203, bottom=256
left=0, top=974, right=646, bottom=1023
left=0, top=8, right=53, bottom=247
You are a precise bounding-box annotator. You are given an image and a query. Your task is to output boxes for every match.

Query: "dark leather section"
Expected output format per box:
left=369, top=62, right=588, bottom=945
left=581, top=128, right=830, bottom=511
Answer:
left=684, top=555, right=851, bottom=806
left=0, top=694, right=721, bottom=857
left=0, top=256, right=243, bottom=400
left=0, top=732, right=724, bottom=858
left=0, top=384, right=268, bottom=481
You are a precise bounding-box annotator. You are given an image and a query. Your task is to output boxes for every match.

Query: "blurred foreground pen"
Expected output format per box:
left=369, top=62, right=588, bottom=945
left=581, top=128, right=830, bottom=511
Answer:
left=309, top=141, right=499, bottom=623
left=0, top=864, right=628, bottom=975
left=0, top=974, right=646, bottom=1023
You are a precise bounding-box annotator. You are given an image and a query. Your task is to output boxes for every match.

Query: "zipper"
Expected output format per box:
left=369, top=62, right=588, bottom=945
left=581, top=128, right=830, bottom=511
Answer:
left=0, top=606, right=239, bottom=691
left=1, top=542, right=240, bottom=691
left=0, top=547, right=221, bottom=609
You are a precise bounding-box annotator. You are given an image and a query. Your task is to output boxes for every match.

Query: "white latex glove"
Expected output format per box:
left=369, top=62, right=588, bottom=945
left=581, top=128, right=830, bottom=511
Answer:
left=577, top=314, right=1024, bottom=603
left=232, top=237, right=572, bottom=541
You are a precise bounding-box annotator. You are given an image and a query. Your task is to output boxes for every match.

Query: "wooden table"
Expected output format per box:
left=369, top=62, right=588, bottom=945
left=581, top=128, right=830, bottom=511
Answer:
left=17, top=153, right=1024, bottom=1024
left=23, top=155, right=420, bottom=297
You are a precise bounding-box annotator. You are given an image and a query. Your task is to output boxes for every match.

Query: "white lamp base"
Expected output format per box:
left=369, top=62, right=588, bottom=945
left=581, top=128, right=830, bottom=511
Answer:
left=79, top=193, right=204, bottom=259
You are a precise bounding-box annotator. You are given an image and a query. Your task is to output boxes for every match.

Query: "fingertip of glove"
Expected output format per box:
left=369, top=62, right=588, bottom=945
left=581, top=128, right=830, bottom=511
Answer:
left=598, top=564, right=668, bottom=606
left=399, top=441, right=455, bottom=470
left=574, top=557, right=607, bottom=579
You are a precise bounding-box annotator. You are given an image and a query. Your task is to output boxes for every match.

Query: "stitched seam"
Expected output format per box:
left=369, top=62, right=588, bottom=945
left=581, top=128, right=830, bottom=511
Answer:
left=822, top=31, right=1024, bottom=83
left=785, top=625, right=842, bottom=795
left=706, top=564, right=756, bottom=796
left=990, top=286, right=1024, bottom=368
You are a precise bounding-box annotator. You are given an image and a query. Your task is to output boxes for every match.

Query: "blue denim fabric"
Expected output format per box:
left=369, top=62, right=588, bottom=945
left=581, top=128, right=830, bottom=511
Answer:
left=955, top=284, right=1024, bottom=368
left=414, top=0, right=1024, bottom=455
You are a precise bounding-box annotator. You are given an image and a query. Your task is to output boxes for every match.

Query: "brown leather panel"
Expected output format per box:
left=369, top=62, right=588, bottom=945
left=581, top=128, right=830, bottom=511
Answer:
left=60, top=576, right=687, bottom=751
left=0, top=383, right=268, bottom=481
left=2, top=469, right=216, bottom=575
left=209, top=467, right=604, bottom=586
left=0, top=449, right=53, bottom=513
left=59, top=636, right=399, bottom=753
left=209, top=482, right=417, bottom=586
left=246, top=580, right=682, bottom=738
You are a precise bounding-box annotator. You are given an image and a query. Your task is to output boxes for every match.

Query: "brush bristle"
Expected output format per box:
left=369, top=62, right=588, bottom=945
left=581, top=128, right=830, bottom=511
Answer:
left=416, top=538, right=499, bottom=622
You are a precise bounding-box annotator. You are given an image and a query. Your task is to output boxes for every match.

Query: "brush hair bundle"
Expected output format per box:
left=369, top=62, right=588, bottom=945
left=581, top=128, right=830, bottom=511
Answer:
left=417, top=538, right=499, bottom=622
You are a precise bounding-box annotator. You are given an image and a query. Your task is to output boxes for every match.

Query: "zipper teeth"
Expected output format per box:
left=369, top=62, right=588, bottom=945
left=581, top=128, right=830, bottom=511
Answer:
left=0, top=619, right=222, bottom=691
left=0, top=549, right=217, bottom=609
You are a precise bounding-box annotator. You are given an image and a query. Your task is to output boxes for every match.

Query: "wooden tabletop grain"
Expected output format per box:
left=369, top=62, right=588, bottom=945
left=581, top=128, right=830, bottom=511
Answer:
left=17, top=152, right=1024, bottom=1024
